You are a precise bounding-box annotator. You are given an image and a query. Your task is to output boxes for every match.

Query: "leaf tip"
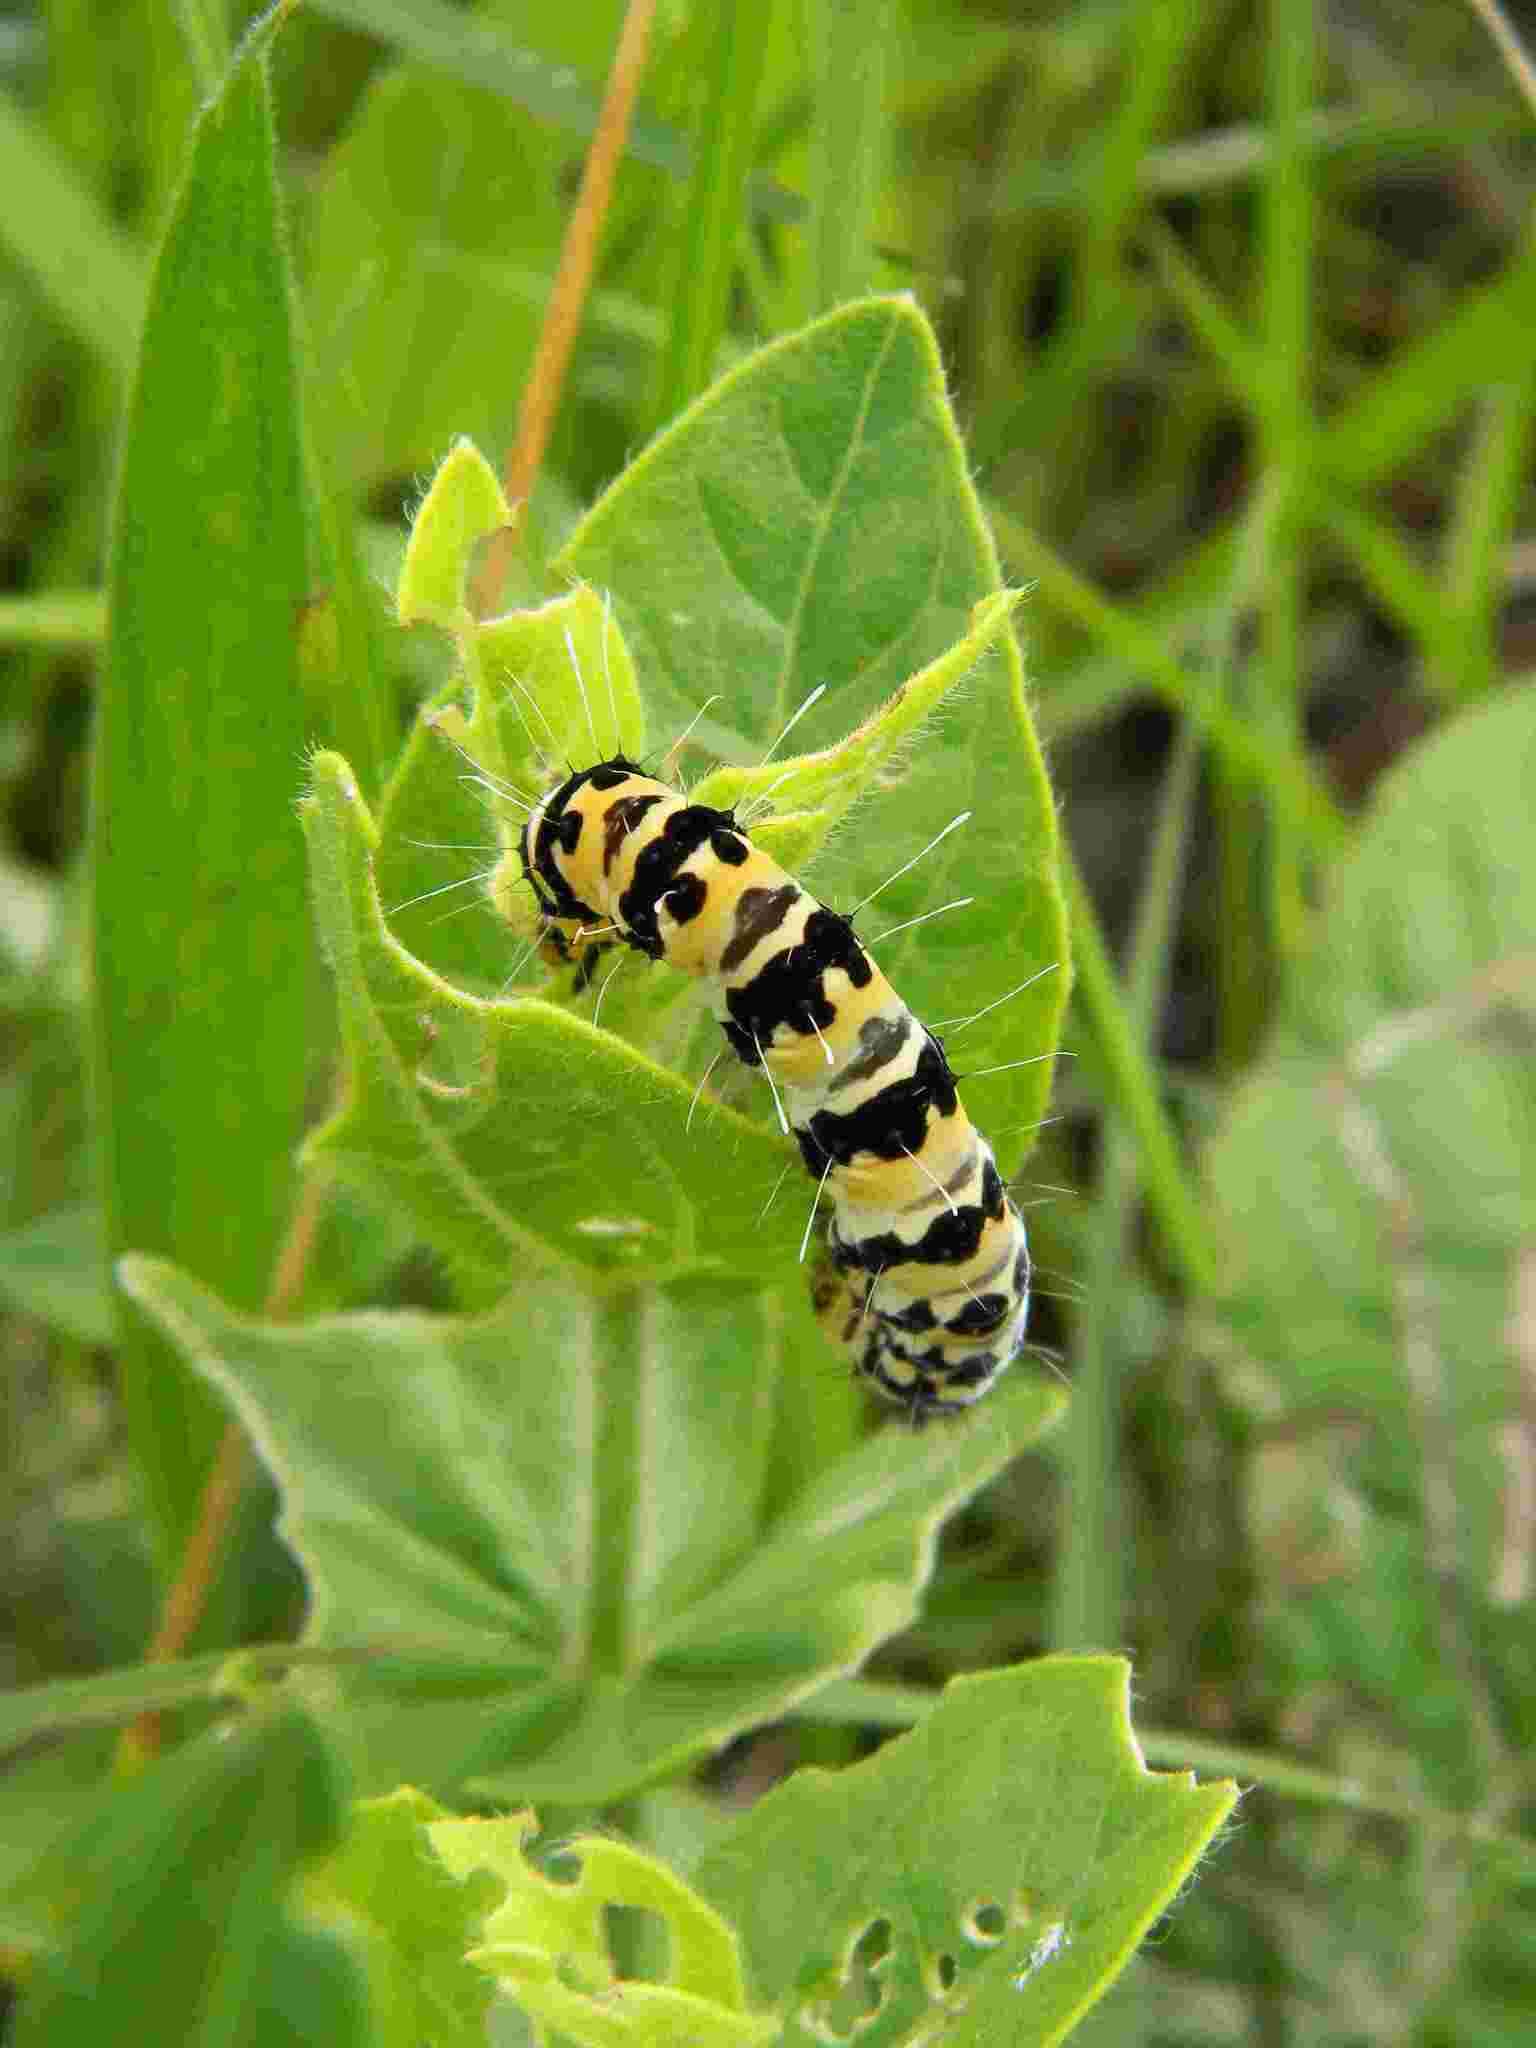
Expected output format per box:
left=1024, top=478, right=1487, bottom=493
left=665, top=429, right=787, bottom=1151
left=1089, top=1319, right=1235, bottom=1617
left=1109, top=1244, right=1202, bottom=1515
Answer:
left=397, top=438, right=511, bottom=629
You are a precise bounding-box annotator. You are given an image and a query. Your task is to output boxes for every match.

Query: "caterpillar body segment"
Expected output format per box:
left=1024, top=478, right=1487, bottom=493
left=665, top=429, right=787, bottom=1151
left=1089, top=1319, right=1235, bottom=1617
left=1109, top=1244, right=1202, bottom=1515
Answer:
left=521, top=757, right=1032, bottom=1420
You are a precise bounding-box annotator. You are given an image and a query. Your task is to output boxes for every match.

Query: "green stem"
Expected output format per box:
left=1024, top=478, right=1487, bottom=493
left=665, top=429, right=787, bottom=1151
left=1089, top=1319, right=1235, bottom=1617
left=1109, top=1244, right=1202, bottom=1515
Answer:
left=1058, top=848, right=1218, bottom=1301
left=1440, top=374, right=1536, bottom=701
left=1259, top=0, right=1315, bottom=964
left=652, top=2, right=774, bottom=431
left=1054, top=489, right=1281, bottom=1645
left=995, top=514, right=1346, bottom=864
left=805, top=0, right=890, bottom=315
left=1052, top=714, right=1204, bottom=1650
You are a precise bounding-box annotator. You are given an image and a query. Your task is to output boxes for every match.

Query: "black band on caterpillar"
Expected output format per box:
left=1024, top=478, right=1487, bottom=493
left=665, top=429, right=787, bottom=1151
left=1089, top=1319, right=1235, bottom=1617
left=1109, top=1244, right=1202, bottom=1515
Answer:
left=519, top=758, right=1031, bottom=1420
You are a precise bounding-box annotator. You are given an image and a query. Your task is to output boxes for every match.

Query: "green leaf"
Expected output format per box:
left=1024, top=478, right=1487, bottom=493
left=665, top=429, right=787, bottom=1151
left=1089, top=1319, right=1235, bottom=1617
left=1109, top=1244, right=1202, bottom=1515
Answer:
left=1057, top=847, right=1217, bottom=1300
left=301, top=596, right=1051, bottom=1298
left=0, top=1203, right=113, bottom=1346
left=1321, top=238, right=1536, bottom=491
left=344, top=307, right=1068, bottom=1297
left=91, top=40, right=310, bottom=1555
left=299, top=405, right=399, bottom=806
left=689, top=589, right=1024, bottom=878
left=396, top=437, right=512, bottom=629
left=555, top=295, right=1071, bottom=1171
left=0, top=1740, right=116, bottom=1946
left=308, top=1787, right=497, bottom=2048
left=370, top=583, right=644, bottom=1000
left=1206, top=687, right=1536, bottom=1752
left=119, top=1254, right=1064, bottom=1804
left=0, top=84, right=145, bottom=376
left=306, top=0, right=688, bottom=173
left=463, top=586, right=645, bottom=780
left=803, top=0, right=891, bottom=316
left=1307, top=486, right=1466, bottom=699
left=651, top=3, right=775, bottom=431
left=6, top=1705, right=369, bottom=2048
left=429, top=1809, right=777, bottom=2046
left=303, top=65, right=566, bottom=486
left=375, top=585, right=1019, bottom=1009
left=302, top=750, right=790, bottom=1290
left=694, top=1656, right=1237, bottom=2047
left=994, top=512, right=1344, bottom=864
left=1439, top=374, right=1536, bottom=705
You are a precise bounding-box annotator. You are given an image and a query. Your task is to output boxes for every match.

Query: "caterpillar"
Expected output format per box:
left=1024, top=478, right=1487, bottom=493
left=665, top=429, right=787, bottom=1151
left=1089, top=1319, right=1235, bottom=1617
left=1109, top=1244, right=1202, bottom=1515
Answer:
left=518, top=756, right=1032, bottom=1422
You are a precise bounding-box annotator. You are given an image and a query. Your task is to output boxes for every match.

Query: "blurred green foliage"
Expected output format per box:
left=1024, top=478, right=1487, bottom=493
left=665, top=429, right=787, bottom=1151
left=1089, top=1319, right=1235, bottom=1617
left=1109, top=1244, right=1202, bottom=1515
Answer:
left=3, top=1, right=1535, bottom=2043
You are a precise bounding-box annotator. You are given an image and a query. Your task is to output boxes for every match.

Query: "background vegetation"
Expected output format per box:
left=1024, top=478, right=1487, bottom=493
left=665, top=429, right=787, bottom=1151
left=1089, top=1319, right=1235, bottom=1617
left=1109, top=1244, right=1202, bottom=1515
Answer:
left=2, top=0, right=1535, bottom=2042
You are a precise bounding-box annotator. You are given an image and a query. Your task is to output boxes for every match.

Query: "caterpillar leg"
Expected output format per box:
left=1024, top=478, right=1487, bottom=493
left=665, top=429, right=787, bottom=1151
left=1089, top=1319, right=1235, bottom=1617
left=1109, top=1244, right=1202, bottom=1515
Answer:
left=811, top=1197, right=1030, bottom=1425
left=810, top=1249, right=868, bottom=1351
left=810, top=1250, right=993, bottom=1427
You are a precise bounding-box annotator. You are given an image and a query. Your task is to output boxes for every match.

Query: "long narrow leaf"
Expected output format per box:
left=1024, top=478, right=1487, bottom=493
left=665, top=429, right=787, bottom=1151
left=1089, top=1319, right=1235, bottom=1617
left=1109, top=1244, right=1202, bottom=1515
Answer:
left=1060, top=844, right=1218, bottom=1301
left=652, top=2, right=774, bottom=430
left=92, top=38, right=310, bottom=1559
left=1322, top=239, right=1536, bottom=489
left=804, top=0, right=891, bottom=314
left=1439, top=373, right=1536, bottom=701
left=0, top=87, right=145, bottom=376
left=996, top=513, right=1346, bottom=860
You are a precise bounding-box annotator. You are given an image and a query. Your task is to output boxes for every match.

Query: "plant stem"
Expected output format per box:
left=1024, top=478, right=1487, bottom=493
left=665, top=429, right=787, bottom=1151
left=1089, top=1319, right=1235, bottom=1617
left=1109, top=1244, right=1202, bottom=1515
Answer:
left=475, top=0, right=659, bottom=615
left=805, top=0, right=890, bottom=315
left=120, top=1163, right=335, bottom=1766
left=651, top=3, right=773, bottom=431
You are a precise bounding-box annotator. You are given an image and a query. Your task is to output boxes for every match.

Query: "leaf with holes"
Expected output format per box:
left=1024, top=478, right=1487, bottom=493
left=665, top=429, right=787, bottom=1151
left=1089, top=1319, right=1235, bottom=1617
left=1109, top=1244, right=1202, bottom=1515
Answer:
left=307, top=1788, right=498, bottom=2048
left=694, top=1656, right=1237, bottom=2046
left=428, top=1808, right=777, bottom=2046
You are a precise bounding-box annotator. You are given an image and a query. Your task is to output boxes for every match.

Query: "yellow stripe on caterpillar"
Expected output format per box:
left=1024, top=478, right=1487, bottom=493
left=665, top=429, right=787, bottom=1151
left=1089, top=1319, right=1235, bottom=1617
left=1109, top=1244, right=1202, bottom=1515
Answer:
left=519, top=756, right=1032, bottom=1422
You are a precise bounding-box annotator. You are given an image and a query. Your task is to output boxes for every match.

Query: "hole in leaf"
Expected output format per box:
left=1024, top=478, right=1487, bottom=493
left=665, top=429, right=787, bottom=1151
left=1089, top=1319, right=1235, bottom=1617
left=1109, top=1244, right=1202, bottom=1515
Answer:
left=540, top=1844, right=582, bottom=1887
left=851, top=1918, right=892, bottom=1972
left=806, top=1917, right=892, bottom=2041
left=553, top=1950, right=593, bottom=1994
left=962, top=1899, right=1006, bottom=1946
left=932, top=1951, right=958, bottom=1994
left=603, top=1903, right=671, bottom=1983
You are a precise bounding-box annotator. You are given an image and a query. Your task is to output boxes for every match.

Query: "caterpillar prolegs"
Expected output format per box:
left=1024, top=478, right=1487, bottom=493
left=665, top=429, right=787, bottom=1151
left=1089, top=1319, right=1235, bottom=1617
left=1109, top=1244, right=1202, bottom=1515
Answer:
left=519, top=757, right=1032, bottom=1421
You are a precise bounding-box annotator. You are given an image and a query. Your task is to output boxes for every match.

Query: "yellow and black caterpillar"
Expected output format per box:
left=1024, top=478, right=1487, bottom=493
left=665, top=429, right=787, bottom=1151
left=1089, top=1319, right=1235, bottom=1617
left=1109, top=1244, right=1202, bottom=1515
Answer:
left=521, top=756, right=1031, bottom=1421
